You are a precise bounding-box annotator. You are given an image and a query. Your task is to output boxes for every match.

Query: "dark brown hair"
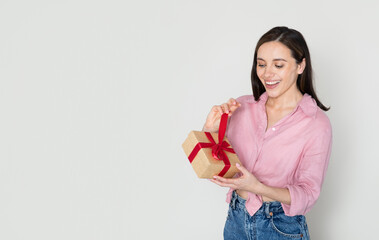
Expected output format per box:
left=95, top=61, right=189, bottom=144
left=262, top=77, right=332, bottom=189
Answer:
left=251, top=26, right=329, bottom=111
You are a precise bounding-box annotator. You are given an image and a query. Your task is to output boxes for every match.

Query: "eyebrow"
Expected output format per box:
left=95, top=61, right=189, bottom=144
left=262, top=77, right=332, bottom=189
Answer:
left=257, top=57, right=287, bottom=62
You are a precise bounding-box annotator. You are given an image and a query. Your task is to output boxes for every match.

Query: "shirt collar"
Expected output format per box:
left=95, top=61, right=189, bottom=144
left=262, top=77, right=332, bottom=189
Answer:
left=298, top=93, right=318, bottom=118
left=255, top=92, right=318, bottom=118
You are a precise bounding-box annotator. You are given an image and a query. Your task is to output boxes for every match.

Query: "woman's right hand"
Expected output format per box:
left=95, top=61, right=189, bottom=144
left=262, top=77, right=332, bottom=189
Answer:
left=202, top=98, right=241, bottom=132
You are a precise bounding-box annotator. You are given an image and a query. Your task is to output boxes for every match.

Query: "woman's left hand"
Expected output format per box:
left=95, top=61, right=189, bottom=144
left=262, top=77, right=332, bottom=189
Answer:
left=210, top=163, right=263, bottom=194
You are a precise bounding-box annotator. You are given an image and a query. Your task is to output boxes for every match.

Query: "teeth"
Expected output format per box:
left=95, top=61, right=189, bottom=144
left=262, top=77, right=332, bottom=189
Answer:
left=266, top=81, right=280, bottom=85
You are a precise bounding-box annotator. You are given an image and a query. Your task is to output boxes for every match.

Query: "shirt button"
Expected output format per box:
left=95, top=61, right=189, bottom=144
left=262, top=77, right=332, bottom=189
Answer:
left=269, top=212, right=273, bottom=216
left=272, top=127, right=276, bottom=131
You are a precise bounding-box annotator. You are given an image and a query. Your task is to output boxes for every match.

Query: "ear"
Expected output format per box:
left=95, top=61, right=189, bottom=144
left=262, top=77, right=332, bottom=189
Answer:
left=297, top=58, right=306, bottom=74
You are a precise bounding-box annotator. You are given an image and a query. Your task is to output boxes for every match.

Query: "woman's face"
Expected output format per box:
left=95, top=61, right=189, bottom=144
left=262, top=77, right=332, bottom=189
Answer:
left=256, top=41, right=305, bottom=100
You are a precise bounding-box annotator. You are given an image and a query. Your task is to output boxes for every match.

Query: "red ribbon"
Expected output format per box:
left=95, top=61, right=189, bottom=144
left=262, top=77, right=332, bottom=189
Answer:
left=188, top=113, right=236, bottom=177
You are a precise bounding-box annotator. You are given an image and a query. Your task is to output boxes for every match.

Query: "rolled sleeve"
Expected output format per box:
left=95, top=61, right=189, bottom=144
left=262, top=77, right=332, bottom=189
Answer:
left=282, top=127, right=332, bottom=216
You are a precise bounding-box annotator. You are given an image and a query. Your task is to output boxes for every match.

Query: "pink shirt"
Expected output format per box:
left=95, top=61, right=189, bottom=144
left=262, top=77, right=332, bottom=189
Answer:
left=225, top=92, right=332, bottom=216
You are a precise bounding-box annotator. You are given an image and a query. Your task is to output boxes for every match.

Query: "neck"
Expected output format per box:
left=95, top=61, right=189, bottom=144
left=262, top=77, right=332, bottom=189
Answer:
left=266, top=90, right=303, bottom=110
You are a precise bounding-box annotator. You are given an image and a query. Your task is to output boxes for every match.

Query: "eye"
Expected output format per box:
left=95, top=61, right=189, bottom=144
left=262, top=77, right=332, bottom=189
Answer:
left=257, top=64, right=266, bottom=68
left=275, top=65, right=284, bottom=69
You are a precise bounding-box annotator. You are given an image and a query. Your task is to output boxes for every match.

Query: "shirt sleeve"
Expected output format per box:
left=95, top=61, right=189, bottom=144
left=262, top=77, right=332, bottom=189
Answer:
left=281, top=125, right=333, bottom=216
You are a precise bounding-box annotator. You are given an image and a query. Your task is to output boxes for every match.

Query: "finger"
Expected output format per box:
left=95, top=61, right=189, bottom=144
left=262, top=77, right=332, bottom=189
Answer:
left=212, top=105, right=223, bottom=115
left=235, top=163, right=249, bottom=176
left=210, top=179, right=236, bottom=188
left=226, top=99, right=235, bottom=111
left=228, top=98, right=237, bottom=106
left=213, top=175, right=238, bottom=185
left=227, top=98, right=241, bottom=106
left=227, top=99, right=241, bottom=115
left=229, top=104, right=240, bottom=114
left=221, top=103, right=230, bottom=114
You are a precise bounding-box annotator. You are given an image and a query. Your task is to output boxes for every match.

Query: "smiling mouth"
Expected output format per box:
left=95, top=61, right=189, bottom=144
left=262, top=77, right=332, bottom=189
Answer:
left=266, top=80, right=280, bottom=85
left=265, top=80, right=280, bottom=89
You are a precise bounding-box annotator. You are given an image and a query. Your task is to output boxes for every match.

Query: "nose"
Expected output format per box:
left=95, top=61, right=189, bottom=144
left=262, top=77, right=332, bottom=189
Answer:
left=263, top=67, right=275, bottom=78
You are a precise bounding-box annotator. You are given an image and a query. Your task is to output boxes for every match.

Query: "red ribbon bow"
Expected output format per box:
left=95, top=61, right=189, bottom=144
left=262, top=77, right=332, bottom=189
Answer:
left=188, top=113, right=236, bottom=177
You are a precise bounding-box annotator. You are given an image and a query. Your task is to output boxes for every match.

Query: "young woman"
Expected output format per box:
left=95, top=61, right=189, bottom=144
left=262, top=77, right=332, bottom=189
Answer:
left=203, top=27, right=332, bottom=239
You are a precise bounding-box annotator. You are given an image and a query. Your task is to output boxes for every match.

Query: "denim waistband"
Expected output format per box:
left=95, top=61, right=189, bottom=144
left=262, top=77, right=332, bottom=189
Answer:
left=230, top=191, right=284, bottom=217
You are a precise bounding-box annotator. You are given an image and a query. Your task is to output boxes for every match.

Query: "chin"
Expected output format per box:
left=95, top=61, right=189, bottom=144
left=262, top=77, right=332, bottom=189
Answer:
left=265, top=90, right=280, bottom=99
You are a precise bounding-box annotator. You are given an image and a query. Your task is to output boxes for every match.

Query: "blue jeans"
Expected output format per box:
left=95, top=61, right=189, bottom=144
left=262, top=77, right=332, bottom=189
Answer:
left=224, top=191, right=310, bottom=240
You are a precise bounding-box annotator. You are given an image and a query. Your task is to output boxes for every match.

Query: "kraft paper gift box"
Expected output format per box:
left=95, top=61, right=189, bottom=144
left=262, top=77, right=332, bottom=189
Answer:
left=182, top=113, right=241, bottom=179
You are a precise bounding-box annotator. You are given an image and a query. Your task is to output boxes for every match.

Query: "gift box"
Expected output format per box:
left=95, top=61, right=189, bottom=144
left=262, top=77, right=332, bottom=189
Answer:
left=182, top=113, right=241, bottom=179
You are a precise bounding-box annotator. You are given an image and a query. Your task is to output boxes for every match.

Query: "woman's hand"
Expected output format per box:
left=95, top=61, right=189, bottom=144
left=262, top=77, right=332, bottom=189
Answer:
left=210, top=163, right=263, bottom=195
left=202, top=98, right=241, bottom=132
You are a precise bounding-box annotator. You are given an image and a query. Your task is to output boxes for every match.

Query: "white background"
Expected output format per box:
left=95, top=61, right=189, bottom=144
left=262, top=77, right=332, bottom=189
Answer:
left=1, top=0, right=378, bottom=239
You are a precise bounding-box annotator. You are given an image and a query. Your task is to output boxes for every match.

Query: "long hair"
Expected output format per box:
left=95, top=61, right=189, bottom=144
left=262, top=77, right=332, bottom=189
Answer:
left=251, top=26, right=329, bottom=111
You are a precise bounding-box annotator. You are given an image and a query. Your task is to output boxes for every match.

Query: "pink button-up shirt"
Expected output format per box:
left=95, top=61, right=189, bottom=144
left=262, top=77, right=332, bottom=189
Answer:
left=225, top=92, right=332, bottom=216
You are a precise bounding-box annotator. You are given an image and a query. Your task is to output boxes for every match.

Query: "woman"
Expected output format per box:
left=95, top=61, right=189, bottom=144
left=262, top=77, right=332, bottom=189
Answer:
left=203, top=27, right=332, bottom=239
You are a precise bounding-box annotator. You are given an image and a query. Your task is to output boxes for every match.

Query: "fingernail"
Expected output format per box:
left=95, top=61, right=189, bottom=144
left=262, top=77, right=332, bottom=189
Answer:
left=213, top=176, right=217, bottom=179
left=236, top=163, right=240, bottom=167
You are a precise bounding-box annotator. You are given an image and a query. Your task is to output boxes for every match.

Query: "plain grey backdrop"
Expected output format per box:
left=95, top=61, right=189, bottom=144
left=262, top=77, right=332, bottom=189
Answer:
left=1, top=0, right=378, bottom=239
